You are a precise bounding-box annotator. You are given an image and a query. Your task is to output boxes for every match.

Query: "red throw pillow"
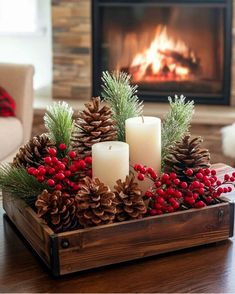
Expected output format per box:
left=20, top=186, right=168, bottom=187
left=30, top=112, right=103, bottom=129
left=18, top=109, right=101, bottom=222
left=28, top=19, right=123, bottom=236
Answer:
left=0, top=86, right=16, bottom=117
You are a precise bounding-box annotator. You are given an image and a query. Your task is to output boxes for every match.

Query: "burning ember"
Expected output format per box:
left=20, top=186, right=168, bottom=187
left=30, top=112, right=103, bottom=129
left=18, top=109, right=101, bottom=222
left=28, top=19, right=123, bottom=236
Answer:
left=129, top=26, right=200, bottom=82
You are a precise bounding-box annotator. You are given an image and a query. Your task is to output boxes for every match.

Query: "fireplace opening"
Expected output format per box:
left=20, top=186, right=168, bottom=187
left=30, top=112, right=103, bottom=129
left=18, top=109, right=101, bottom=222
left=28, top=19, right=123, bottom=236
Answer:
left=92, top=0, right=233, bottom=105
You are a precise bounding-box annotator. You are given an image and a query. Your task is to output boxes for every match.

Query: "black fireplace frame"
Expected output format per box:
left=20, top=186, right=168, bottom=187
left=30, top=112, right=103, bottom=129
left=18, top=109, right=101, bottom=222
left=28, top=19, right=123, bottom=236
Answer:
left=92, top=0, right=233, bottom=105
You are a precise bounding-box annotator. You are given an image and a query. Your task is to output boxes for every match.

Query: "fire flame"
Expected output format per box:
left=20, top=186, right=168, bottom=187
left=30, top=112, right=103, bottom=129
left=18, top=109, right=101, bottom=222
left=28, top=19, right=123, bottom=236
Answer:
left=129, top=26, right=199, bottom=82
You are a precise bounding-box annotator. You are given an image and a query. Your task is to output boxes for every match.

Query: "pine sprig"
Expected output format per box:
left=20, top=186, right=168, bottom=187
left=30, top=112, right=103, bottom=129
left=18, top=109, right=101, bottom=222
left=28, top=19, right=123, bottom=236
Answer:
left=162, top=95, right=194, bottom=163
left=101, top=71, right=143, bottom=141
left=44, top=102, right=74, bottom=151
left=0, top=164, right=47, bottom=204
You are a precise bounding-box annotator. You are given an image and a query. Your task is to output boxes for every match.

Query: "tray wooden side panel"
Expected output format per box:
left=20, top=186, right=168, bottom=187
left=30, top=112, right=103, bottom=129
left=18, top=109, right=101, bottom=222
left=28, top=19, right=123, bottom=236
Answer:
left=57, top=202, right=233, bottom=275
left=3, top=192, right=53, bottom=269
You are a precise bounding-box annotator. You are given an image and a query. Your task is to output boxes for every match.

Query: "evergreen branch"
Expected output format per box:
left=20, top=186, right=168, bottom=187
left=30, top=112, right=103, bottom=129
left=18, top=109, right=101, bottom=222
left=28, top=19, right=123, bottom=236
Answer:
left=44, top=101, right=74, bottom=151
left=0, top=164, right=46, bottom=204
left=101, top=71, right=143, bottom=141
left=162, top=95, right=194, bottom=164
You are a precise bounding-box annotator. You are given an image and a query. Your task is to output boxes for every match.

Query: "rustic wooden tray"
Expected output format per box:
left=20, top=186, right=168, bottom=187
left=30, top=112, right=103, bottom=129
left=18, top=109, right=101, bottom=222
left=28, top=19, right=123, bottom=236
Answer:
left=2, top=164, right=235, bottom=277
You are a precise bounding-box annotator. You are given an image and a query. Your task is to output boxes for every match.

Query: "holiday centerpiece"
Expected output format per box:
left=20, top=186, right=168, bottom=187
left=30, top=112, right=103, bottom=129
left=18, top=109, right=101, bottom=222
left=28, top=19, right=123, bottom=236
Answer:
left=1, top=71, right=234, bottom=276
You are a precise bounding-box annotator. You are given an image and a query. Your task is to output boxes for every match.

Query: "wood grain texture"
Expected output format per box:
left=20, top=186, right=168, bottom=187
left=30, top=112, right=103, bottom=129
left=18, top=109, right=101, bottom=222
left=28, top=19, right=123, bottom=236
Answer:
left=2, top=164, right=235, bottom=277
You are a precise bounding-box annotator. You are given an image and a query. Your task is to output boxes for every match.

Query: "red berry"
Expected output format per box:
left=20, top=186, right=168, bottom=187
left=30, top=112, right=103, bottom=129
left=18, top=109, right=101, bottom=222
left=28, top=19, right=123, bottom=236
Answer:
left=52, top=156, right=59, bottom=164
left=149, top=209, right=157, bottom=216
left=48, top=168, right=56, bottom=175
left=44, top=156, right=52, bottom=164
left=68, top=150, right=76, bottom=159
left=224, top=174, right=230, bottom=181
left=174, top=190, right=182, bottom=198
left=47, top=179, right=55, bottom=187
left=156, top=210, right=163, bottom=215
left=205, top=168, right=211, bottom=175
left=59, top=143, right=67, bottom=151
left=78, top=160, right=86, bottom=170
left=88, top=169, right=92, bottom=177
left=198, top=188, right=205, bottom=195
left=196, top=173, right=203, bottom=180
left=33, top=169, right=39, bottom=176
left=185, top=169, right=193, bottom=176
left=230, top=177, right=235, bottom=182
left=134, top=164, right=142, bottom=171
left=141, top=167, right=147, bottom=174
left=69, top=164, right=77, bottom=173
left=232, top=172, right=235, bottom=178
left=170, top=172, right=177, bottom=179
left=211, top=169, right=216, bottom=176
left=195, top=200, right=206, bottom=208
left=199, top=183, right=205, bottom=189
left=157, top=197, right=165, bottom=204
left=206, top=196, right=213, bottom=203
left=166, top=188, right=174, bottom=195
left=38, top=167, right=46, bottom=176
left=205, top=180, right=211, bottom=187
left=150, top=171, right=157, bottom=180
left=145, top=190, right=153, bottom=198
left=55, top=184, right=62, bottom=191
left=217, top=187, right=224, bottom=194
left=223, top=187, right=228, bottom=193
left=37, top=176, right=44, bottom=183
left=216, top=180, right=222, bottom=186
left=49, top=148, right=57, bottom=156
left=154, top=181, right=162, bottom=188
left=192, top=181, right=200, bottom=188
left=147, top=167, right=154, bottom=174
left=27, top=167, right=36, bottom=175
left=172, top=201, right=180, bottom=210
left=85, top=156, right=92, bottom=165
left=137, top=173, right=145, bottom=181
left=64, top=170, right=71, bottom=177
left=161, top=173, right=170, bottom=182
left=62, top=158, right=69, bottom=164
left=181, top=182, right=188, bottom=189
left=156, top=188, right=164, bottom=196
left=173, top=178, right=180, bottom=185
left=193, top=193, right=199, bottom=200
left=154, top=203, right=162, bottom=210
left=55, top=173, right=65, bottom=180
left=185, top=196, right=195, bottom=205
left=58, top=163, right=66, bottom=171
left=73, top=184, right=80, bottom=190
left=167, top=205, right=174, bottom=213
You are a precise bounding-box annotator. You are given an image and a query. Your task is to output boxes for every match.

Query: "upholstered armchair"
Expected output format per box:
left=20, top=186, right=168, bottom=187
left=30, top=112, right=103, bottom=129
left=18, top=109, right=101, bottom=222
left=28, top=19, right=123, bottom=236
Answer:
left=0, top=63, right=34, bottom=162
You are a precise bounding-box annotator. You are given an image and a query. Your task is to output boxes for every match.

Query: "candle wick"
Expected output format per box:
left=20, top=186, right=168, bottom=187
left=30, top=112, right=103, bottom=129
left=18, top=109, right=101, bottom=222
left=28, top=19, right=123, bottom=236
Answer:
left=141, top=116, right=144, bottom=123
left=109, top=146, right=112, bottom=150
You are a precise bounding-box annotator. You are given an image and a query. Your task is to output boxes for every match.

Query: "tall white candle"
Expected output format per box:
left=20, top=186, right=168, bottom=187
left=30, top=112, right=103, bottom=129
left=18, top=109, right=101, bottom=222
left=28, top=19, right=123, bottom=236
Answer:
left=125, top=116, right=161, bottom=174
left=92, top=141, right=129, bottom=189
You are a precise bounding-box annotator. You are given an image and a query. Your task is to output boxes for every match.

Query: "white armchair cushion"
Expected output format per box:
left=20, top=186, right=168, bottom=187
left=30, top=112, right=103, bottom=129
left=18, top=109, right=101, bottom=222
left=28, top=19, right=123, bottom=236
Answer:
left=0, top=117, right=23, bottom=160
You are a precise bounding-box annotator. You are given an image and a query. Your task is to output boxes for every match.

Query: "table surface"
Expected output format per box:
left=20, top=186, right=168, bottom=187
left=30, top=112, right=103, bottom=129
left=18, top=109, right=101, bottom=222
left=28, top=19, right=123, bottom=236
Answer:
left=1, top=165, right=235, bottom=293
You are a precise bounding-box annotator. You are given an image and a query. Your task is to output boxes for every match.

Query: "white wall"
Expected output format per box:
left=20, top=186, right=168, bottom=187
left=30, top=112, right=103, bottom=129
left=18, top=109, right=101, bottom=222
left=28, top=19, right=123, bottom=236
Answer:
left=0, top=0, right=52, bottom=99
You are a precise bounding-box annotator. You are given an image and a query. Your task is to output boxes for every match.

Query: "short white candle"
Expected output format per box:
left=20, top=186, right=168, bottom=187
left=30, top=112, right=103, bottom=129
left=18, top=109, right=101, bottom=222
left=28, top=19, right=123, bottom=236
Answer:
left=125, top=116, right=161, bottom=174
left=92, top=141, right=129, bottom=189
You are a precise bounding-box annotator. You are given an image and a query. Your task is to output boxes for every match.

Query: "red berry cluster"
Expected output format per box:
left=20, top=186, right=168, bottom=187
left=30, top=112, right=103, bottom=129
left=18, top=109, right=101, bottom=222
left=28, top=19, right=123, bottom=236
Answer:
left=27, top=143, right=92, bottom=194
left=134, top=164, right=235, bottom=216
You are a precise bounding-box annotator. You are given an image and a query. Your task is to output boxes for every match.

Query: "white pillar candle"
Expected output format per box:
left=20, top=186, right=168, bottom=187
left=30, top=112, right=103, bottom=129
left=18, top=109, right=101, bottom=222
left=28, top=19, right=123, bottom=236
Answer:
left=92, top=141, right=129, bottom=189
left=125, top=116, right=161, bottom=174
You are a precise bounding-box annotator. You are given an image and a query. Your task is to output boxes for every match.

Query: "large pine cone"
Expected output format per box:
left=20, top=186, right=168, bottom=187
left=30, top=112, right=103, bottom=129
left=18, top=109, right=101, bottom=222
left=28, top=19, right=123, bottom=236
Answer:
left=164, top=135, right=211, bottom=182
left=114, top=175, right=147, bottom=221
left=71, top=97, right=117, bottom=158
left=35, top=190, right=78, bottom=233
left=76, top=177, right=117, bottom=227
left=13, top=133, right=54, bottom=168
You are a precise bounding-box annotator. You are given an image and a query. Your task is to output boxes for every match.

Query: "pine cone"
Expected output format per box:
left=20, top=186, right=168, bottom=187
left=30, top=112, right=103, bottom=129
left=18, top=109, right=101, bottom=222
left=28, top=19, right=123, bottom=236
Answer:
left=13, top=134, right=54, bottom=168
left=114, top=175, right=147, bottom=221
left=164, top=135, right=211, bottom=182
left=71, top=97, right=117, bottom=158
left=35, top=190, right=78, bottom=233
left=76, top=177, right=117, bottom=227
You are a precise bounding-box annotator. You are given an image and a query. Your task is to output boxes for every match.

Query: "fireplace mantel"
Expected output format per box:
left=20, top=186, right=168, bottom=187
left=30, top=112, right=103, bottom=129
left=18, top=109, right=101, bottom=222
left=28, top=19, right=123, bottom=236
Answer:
left=52, top=0, right=235, bottom=106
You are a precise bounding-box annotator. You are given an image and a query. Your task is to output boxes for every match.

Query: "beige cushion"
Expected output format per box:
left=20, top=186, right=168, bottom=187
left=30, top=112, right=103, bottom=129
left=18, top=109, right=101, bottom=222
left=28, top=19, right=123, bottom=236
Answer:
left=0, top=117, right=23, bottom=160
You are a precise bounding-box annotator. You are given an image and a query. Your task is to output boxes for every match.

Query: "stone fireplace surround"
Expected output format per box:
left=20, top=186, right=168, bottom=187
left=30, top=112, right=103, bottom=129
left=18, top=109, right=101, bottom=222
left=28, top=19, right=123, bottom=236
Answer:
left=52, top=0, right=235, bottom=106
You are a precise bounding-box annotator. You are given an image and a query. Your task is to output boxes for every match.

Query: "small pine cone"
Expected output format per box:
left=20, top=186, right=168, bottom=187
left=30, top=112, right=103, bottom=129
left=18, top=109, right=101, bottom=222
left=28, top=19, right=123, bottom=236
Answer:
left=71, top=97, right=117, bottom=158
left=114, top=175, right=147, bottom=222
left=13, top=133, right=54, bottom=168
left=76, top=177, right=117, bottom=227
left=35, top=190, right=78, bottom=233
left=164, top=135, right=211, bottom=182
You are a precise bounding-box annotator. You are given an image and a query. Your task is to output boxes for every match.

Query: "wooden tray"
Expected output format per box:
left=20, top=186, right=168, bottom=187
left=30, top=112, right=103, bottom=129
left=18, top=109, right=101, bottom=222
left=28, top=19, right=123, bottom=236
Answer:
left=2, top=164, right=235, bottom=277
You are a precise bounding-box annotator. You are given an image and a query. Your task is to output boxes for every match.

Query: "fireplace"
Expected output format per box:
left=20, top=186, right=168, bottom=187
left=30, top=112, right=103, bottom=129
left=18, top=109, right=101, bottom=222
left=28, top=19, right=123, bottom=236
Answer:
left=92, top=0, right=233, bottom=104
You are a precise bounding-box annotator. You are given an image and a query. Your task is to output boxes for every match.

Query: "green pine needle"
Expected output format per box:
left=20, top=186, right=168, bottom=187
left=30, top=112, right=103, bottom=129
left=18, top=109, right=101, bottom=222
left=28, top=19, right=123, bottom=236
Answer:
left=0, top=164, right=47, bottom=204
left=44, top=101, right=74, bottom=151
left=101, top=71, right=143, bottom=141
left=162, top=95, right=194, bottom=164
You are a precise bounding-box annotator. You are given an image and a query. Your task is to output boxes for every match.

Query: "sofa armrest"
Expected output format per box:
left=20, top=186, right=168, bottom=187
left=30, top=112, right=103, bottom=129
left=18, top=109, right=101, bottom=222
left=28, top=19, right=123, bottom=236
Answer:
left=0, top=63, right=34, bottom=144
